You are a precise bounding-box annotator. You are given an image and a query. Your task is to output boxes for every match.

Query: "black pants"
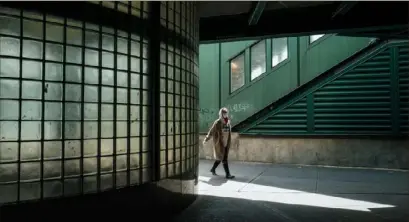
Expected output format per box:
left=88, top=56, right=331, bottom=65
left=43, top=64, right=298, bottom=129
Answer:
left=211, top=146, right=231, bottom=175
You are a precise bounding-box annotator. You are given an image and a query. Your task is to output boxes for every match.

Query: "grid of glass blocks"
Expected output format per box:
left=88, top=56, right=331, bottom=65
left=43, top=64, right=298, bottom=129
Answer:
left=159, top=2, right=199, bottom=179
left=0, top=4, right=151, bottom=204
left=89, top=1, right=150, bottom=19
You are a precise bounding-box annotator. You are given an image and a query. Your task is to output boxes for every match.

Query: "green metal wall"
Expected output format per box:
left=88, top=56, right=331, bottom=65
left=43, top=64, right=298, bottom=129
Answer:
left=241, top=41, right=409, bottom=136
left=199, top=40, right=255, bottom=131
left=398, top=44, right=409, bottom=134
left=198, top=44, right=219, bottom=131
left=199, top=34, right=372, bottom=133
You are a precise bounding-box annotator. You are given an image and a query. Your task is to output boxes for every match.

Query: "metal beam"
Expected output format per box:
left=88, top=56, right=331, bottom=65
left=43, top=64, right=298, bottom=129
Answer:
left=337, top=29, right=409, bottom=40
left=332, top=2, right=358, bottom=19
left=278, top=1, right=288, bottom=8
left=200, top=2, right=408, bottom=43
left=248, top=1, right=267, bottom=26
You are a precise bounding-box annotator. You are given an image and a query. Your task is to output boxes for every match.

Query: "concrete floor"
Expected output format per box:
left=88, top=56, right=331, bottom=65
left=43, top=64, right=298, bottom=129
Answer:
left=174, top=160, right=409, bottom=222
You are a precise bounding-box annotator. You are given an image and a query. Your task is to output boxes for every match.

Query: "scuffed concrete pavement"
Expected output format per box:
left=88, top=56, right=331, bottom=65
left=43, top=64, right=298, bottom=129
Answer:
left=174, top=160, right=409, bottom=222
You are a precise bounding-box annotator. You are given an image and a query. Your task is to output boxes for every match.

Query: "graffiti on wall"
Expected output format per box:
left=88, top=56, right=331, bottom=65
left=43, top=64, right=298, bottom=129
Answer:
left=199, top=103, right=253, bottom=131
left=199, top=108, right=217, bottom=130
left=225, top=103, right=252, bottom=121
left=226, top=103, right=251, bottom=113
left=199, top=108, right=217, bottom=121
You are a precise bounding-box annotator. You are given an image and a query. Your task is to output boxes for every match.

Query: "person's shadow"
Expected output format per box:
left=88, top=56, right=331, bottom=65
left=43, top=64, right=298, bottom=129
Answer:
left=199, top=175, right=228, bottom=186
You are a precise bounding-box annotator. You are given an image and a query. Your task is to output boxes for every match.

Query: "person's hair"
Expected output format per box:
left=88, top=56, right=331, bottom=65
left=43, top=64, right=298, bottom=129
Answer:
left=218, top=107, right=228, bottom=119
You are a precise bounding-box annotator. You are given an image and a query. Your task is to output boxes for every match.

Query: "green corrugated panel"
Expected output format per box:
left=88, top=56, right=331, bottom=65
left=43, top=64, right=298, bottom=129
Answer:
left=313, top=48, right=392, bottom=135
left=247, top=98, right=308, bottom=134
left=398, top=45, right=409, bottom=133
left=242, top=41, right=408, bottom=136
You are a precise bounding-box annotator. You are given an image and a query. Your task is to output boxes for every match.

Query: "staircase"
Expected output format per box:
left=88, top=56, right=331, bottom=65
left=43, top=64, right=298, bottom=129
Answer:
left=234, top=40, right=409, bottom=137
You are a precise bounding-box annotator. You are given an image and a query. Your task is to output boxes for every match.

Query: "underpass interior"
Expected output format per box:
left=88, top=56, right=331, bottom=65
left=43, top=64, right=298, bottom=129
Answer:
left=0, top=1, right=408, bottom=221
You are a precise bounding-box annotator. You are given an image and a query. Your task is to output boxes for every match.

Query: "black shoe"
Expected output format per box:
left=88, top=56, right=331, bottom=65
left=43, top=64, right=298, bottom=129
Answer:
left=210, top=160, right=221, bottom=176
left=226, top=174, right=235, bottom=179
left=222, top=163, right=235, bottom=179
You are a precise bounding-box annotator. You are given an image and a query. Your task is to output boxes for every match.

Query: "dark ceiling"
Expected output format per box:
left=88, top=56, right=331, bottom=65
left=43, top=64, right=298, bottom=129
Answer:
left=198, top=1, right=409, bottom=43
left=198, top=1, right=333, bottom=18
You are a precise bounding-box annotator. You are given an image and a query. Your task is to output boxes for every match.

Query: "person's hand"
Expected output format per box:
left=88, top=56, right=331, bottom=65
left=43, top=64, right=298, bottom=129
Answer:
left=202, top=140, right=206, bottom=145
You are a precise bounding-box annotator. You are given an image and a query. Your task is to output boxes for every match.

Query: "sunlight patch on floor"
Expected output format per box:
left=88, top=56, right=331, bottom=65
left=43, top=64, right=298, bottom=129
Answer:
left=198, top=176, right=395, bottom=212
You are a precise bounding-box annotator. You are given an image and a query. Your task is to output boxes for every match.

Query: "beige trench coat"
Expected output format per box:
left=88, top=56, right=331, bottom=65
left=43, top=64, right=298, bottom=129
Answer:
left=204, top=119, right=231, bottom=161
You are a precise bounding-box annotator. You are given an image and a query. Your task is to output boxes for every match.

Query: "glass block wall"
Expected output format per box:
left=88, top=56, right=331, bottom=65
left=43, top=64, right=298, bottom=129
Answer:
left=0, top=1, right=199, bottom=205
left=159, top=2, right=199, bottom=179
